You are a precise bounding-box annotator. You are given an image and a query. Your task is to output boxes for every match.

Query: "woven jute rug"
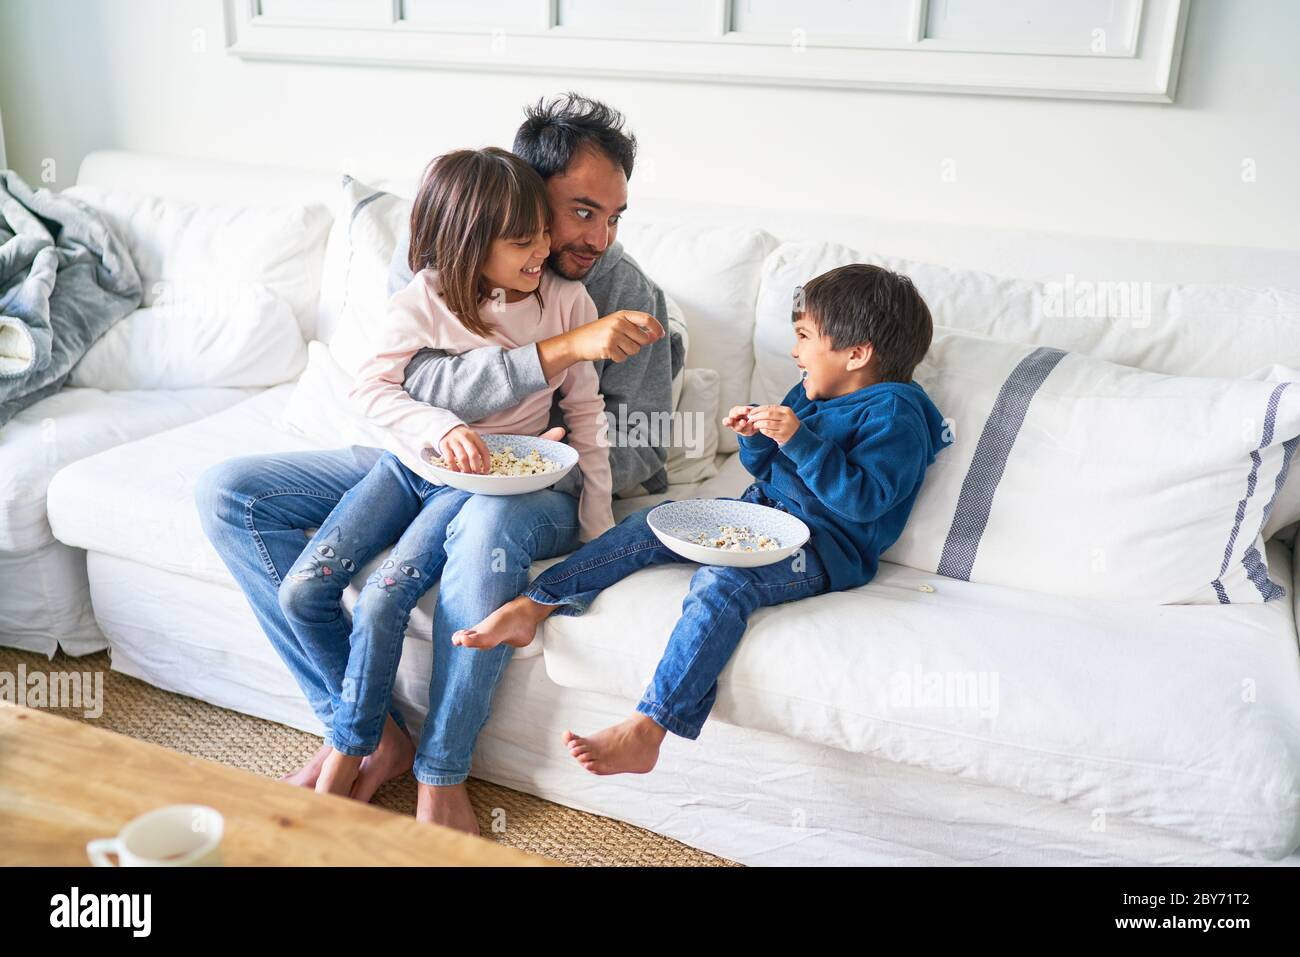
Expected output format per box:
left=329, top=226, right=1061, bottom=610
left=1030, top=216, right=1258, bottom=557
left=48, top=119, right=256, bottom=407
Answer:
left=0, top=646, right=737, bottom=867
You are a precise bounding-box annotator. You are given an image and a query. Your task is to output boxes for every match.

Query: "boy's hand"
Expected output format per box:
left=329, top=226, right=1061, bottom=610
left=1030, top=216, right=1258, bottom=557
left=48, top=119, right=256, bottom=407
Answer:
left=723, top=404, right=759, bottom=437
left=438, top=425, right=491, bottom=474
left=745, top=405, right=801, bottom=445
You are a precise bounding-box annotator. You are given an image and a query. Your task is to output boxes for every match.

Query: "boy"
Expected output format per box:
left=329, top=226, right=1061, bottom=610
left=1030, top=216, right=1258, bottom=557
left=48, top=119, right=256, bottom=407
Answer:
left=453, top=264, right=953, bottom=775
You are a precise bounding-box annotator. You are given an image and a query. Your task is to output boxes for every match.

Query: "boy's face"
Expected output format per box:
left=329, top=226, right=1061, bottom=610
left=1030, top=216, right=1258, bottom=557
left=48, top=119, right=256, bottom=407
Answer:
left=791, top=313, right=870, bottom=400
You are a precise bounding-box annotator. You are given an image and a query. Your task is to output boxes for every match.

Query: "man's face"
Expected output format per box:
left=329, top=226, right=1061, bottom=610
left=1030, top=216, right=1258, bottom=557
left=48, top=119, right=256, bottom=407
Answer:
left=544, top=146, right=629, bottom=280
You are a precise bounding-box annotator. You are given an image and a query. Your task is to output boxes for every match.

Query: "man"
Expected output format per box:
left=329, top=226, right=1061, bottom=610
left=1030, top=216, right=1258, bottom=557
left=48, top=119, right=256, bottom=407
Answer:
left=195, top=93, right=682, bottom=835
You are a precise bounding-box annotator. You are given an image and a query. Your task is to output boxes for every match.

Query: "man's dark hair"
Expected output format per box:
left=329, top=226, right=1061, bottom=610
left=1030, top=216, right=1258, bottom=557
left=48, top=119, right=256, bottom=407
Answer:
left=793, top=264, right=933, bottom=383
left=513, top=93, right=637, bottom=181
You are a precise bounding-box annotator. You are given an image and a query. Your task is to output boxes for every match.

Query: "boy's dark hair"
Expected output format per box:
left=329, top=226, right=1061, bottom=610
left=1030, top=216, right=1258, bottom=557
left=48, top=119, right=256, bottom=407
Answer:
left=513, top=93, right=637, bottom=181
left=793, top=264, right=933, bottom=383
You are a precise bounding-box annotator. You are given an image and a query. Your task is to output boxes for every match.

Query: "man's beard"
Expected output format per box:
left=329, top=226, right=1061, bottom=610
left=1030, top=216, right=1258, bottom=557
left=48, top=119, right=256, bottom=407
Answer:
left=548, top=246, right=600, bottom=281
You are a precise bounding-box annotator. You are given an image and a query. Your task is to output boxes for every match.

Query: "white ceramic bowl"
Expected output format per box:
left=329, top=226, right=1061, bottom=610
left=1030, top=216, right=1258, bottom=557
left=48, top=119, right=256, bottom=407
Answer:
left=421, top=433, right=578, bottom=496
left=647, top=498, right=811, bottom=568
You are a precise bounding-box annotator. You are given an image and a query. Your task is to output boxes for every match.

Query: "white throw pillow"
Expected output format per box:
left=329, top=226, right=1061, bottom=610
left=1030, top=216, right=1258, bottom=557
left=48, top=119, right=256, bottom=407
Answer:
left=619, top=219, right=776, bottom=452
left=1245, top=364, right=1300, bottom=544
left=318, top=175, right=411, bottom=352
left=68, top=283, right=305, bottom=390
left=666, top=368, right=720, bottom=486
left=63, top=184, right=331, bottom=339
left=881, top=329, right=1300, bottom=605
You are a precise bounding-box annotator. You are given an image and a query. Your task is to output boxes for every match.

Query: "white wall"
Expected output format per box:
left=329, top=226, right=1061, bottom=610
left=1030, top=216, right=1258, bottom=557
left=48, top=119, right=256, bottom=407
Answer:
left=1, top=0, right=1298, bottom=252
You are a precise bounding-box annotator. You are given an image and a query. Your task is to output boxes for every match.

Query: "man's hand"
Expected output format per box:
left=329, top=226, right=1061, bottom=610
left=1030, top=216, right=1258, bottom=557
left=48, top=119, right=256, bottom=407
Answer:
left=724, top=404, right=759, bottom=437
left=437, top=425, right=491, bottom=474
left=745, top=405, right=801, bottom=445
left=537, top=311, right=664, bottom=378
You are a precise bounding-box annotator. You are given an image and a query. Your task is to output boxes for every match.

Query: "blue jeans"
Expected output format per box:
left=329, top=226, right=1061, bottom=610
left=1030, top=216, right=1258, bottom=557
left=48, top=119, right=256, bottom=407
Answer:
left=524, top=484, right=829, bottom=739
left=195, top=446, right=580, bottom=785
left=278, top=452, right=471, bottom=757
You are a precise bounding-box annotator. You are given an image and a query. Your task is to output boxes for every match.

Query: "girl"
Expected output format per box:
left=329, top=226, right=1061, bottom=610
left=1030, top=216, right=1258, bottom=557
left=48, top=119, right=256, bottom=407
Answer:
left=276, top=147, right=613, bottom=803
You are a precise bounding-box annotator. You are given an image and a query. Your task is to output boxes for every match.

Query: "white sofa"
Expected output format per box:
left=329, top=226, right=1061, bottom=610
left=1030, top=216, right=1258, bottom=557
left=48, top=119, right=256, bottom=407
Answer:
left=16, top=149, right=1300, bottom=866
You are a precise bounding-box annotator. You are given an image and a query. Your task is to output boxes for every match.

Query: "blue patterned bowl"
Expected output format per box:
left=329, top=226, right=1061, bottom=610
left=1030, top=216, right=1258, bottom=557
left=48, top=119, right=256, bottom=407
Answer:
left=421, top=433, right=578, bottom=496
left=647, top=498, right=811, bottom=568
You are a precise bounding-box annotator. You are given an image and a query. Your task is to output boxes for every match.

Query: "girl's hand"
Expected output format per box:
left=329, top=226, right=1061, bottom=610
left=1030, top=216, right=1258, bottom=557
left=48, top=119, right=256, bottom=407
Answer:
left=745, top=405, right=801, bottom=445
left=439, top=425, right=491, bottom=474
left=571, top=311, right=663, bottom=362
left=724, top=405, right=759, bottom=437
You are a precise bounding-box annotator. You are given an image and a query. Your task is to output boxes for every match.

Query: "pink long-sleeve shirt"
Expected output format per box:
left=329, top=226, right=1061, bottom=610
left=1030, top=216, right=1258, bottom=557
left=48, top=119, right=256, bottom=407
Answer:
left=347, top=267, right=615, bottom=541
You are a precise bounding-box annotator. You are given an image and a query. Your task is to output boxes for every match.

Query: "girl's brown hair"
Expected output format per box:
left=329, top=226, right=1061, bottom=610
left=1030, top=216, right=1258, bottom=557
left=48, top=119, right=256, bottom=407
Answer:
left=407, top=147, right=549, bottom=337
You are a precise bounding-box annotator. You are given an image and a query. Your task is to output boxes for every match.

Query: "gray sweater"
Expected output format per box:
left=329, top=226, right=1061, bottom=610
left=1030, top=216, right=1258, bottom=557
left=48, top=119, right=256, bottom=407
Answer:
left=388, top=226, right=684, bottom=495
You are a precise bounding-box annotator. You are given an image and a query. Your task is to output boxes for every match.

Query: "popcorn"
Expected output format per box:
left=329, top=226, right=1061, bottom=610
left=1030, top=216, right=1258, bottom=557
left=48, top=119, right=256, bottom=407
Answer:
left=688, top=524, right=780, bottom=552
left=430, top=445, right=560, bottom=476
left=489, top=447, right=560, bottom=476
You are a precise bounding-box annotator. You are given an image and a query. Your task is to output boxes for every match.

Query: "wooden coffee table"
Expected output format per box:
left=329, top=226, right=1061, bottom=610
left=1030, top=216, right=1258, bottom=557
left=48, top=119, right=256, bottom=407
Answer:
left=0, top=705, right=557, bottom=866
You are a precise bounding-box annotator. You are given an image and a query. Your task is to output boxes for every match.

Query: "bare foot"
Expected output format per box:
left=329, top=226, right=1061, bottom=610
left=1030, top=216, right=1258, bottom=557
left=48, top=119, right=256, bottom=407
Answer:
left=280, top=742, right=332, bottom=788
left=315, top=748, right=362, bottom=797
left=415, top=781, right=480, bottom=836
left=452, top=594, right=552, bottom=650
left=563, top=715, right=666, bottom=776
left=351, top=714, right=415, bottom=803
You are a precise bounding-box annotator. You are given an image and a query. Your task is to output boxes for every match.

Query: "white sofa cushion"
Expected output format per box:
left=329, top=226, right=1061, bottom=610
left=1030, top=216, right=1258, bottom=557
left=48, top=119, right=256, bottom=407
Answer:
left=67, top=283, right=305, bottom=390
left=1, top=385, right=257, bottom=553
left=0, top=385, right=258, bottom=656
left=62, top=184, right=331, bottom=340
left=540, top=538, right=1300, bottom=858
left=619, top=219, right=776, bottom=453
left=885, top=330, right=1299, bottom=604
left=46, top=386, right=322, bottom=590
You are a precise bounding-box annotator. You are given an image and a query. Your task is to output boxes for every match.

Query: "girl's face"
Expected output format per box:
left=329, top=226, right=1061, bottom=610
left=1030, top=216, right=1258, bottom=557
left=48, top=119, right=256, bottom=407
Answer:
left=480, top=224, right=551, bottom=302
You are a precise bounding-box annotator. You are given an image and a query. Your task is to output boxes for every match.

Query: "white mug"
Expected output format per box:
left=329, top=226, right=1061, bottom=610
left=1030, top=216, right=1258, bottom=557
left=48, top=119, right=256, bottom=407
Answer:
left=86, top=804, right=224, bottom=867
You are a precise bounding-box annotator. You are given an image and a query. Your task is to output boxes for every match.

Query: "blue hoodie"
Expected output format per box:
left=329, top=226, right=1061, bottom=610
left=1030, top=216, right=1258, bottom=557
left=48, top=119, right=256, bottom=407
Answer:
left=738, top=379, right=952, bottom=592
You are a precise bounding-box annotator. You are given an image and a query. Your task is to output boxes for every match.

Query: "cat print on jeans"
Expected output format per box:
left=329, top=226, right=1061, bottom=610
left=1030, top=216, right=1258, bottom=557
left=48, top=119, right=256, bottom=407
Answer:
left=286, top=526, right=356, bottom=582
left=368, top=554, right=431, bottom=598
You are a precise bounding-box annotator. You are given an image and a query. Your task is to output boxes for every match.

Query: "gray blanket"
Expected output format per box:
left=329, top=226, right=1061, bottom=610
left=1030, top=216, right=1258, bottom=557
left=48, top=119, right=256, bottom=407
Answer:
left=0, top=171, right=141, bottom=429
